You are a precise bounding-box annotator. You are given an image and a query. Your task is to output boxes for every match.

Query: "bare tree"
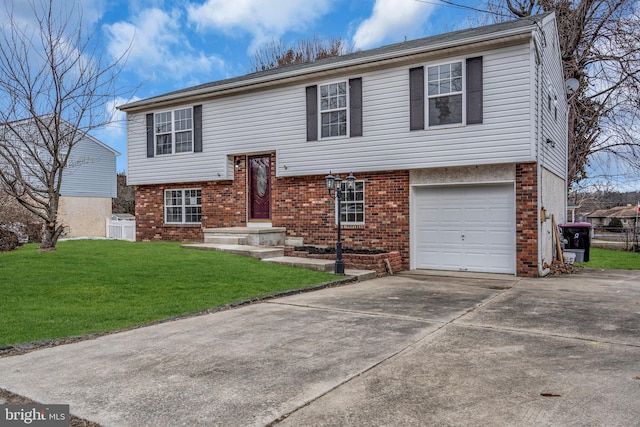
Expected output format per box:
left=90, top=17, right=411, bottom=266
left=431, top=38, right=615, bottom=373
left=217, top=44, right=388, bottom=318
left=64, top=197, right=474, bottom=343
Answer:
left=251, top=35, right=351, bottom=72
left=0, top=0, right=127, bottom=250
left=480, top=0, right=640, bottom=187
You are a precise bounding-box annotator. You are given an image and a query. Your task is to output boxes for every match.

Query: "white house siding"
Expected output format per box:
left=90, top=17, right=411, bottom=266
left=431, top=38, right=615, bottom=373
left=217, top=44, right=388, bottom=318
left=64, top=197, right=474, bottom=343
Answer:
left=539, top=167, right=567, bottom=266
left=538, top=15, right=568, bottom=180
left=127, top=43, right=535, bottom=186
left=60, top=137, right=118, bottom=198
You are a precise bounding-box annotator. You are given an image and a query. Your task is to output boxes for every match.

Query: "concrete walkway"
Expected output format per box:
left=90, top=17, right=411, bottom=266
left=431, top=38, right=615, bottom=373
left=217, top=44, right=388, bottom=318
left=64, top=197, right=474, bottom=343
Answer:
left=1, top=269, right=639, bottom=426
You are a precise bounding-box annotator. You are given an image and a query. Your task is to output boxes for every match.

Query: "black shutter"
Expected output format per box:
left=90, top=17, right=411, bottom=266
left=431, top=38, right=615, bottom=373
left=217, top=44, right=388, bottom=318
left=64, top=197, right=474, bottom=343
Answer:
left=193, top=105, right=202, bottom=152
left=146, top=113, right=154, bottom=157
left=349, top=77, right=363, bottom=137
left=466, top=57, right=483, bottom=124
left=306, top=85, right=318, bottom=141
left=409, top=66, right=425, bottom=130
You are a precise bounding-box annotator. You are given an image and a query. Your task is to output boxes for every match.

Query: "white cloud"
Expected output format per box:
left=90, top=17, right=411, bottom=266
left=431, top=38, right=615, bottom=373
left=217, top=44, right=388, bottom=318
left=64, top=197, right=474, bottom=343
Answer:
left=186, top=0, right=335, bottom=52
left=104, top=7, right=224, bottom=82
left=352, top=0, right=436, bottom=50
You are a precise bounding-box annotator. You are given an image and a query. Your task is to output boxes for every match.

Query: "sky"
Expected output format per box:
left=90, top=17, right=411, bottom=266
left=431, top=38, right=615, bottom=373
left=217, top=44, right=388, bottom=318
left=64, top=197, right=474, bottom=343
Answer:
left=4, top=0, right=487, bottom=172
left=5, top=0, right=636, bottom=192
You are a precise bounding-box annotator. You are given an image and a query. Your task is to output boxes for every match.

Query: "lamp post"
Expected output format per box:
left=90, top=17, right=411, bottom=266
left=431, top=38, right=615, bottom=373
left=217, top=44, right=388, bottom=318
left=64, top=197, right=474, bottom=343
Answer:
left=325, top=171, right=356, bottom=275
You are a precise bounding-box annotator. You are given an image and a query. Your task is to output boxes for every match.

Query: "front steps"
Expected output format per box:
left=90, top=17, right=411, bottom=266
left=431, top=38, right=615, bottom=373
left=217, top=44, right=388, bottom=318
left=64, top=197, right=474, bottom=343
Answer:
left=203, top=227, right=286, bottom=246
left=184, top=227, right=376, bottom=280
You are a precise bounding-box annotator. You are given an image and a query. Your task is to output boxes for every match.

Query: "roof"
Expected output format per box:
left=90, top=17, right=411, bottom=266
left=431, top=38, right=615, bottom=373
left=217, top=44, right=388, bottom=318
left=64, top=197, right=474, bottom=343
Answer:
left=119, top=12, right=553, bottom=112
left=1, top=116, right=120, bottom=157
left=587, top=206, right=640, bottom=218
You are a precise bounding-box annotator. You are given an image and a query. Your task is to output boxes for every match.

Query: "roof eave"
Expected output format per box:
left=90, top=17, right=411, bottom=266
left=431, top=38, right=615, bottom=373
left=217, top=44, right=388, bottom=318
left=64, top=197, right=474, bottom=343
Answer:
left=118, top=25, right=537, bottom=113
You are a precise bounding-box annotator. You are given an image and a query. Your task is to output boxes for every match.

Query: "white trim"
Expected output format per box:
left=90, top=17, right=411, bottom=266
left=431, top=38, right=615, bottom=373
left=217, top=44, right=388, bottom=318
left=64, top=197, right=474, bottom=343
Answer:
left=164, top=188, right=202, bottom=224
left=247, top=222, right=272, bottom=228
left=425, top=59, right=465, bottom=128
left=335, top=179, right=365, bottom=226
left=154, top=106, right=194, bottom=156
left=410, top=182, right=517, bottom=274
left=318, top=80, right=350, bottom=139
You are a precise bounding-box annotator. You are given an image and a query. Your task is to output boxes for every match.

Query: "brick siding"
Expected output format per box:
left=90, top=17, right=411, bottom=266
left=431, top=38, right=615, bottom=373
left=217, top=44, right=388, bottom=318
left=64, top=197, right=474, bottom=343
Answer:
left=134, top=156, right=540, bottom=276
left=515, top=162, right=539, bottom=277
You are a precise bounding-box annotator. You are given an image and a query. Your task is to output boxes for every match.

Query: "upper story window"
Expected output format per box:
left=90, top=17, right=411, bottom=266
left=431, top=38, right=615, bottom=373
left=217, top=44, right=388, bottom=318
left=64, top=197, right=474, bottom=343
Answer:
left=339, top=180, right=365, bottom=225
left=320, top=82, right=348, bottom=138
left=427, top=61, right=463, bottom=126
left=146, top=105, right=202, bottom=158
left=410, top=57, right=482, bottom=131
left=306, top=78, right=362, bottom=142
left=165, top=188, right=202, bottom=224
left=155, top=107, right=193, bottom=155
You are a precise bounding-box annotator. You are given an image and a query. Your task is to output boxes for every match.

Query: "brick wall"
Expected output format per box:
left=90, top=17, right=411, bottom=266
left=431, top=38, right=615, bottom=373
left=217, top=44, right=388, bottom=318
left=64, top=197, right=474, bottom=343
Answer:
left=135, top=159, right=538, bottom=276
left=283, top=248, right=403, bottom=277
left=135, top=158, right=411, bottom=267
left=135, top=155, right=248, bottom=241
left=515, top=162, right=539, bottom=277
left=272, top=170, right=410, bottom=269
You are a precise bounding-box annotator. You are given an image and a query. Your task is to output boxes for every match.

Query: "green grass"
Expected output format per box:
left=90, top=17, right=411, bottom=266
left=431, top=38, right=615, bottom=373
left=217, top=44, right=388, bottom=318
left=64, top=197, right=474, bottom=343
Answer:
left=575, top=247, right=640, bottom=270
left=0, top=240, right=335, bottom=347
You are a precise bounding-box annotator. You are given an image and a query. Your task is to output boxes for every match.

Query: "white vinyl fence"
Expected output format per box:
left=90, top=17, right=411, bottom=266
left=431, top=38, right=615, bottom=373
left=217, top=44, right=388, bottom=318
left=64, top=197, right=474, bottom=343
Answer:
left=106, top=218, right=136, bottom=242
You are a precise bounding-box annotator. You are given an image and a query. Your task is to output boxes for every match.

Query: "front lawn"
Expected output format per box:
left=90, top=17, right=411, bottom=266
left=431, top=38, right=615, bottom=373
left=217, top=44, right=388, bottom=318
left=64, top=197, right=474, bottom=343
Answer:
left=0, top=240, right=335, bottom=347
left=575, top=247, right=640, bottom=270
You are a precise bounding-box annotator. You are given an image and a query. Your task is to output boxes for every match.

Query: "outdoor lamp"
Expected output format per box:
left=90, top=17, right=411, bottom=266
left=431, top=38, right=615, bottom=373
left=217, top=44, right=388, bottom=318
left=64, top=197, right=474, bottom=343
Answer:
left=346, top=172, right=356, bottom=191
left=323, top=171, right=357, bottom=275
left=325, top=172, right=335, bottom=192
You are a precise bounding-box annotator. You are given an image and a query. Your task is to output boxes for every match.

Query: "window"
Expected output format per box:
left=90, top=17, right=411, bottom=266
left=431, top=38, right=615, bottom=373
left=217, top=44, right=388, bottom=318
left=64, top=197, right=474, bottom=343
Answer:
left=154, top=108, right=193, bottom=155
left=320, top=82, right=347, bottom=138
left=427, top=62, right=463, bottom=126
left=165, top=189, right=202, bottom=224
left=306, top=79, right=362, bottom=141
left=339, top=180, right=364, bottom=224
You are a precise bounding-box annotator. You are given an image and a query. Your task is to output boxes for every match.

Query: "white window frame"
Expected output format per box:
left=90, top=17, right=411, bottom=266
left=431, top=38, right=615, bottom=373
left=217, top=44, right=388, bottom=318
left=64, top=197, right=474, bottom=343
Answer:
left=165, top=188, right=202, bottom=224
left=336, top=180, right=365, bottom=225
left=426, top=60, right=465, bottom=127
left=318, top=81, right=349, bottom=139
left=154, top=107, right=194, bottom=156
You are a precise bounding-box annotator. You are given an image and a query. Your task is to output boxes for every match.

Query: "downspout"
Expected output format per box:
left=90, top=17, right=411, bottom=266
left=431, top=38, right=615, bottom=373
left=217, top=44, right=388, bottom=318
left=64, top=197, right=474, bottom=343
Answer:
left=534, top=34, right=551, bottom=277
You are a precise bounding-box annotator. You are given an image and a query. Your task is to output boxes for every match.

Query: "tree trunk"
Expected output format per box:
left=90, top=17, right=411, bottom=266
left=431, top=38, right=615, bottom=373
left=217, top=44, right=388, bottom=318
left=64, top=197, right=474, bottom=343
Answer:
left=38, top=194, right=62, bottom=251
left=39, top=222, right=63, bottom=251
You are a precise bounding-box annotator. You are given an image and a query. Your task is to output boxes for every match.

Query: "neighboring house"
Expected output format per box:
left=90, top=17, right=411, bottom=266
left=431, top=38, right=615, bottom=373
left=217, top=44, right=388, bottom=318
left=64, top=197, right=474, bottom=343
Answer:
left=1, top=119, right=119, bottom=238
left=118, top=13, right=568, bottom=277
left=587, top=206, right=640, bottom=230
left=57, top=134, right=120, bottom=238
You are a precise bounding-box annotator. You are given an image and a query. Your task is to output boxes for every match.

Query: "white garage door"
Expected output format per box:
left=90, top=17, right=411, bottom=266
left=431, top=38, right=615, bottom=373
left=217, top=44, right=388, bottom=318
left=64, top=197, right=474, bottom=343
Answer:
left=413, top=184, right=515, bottom=274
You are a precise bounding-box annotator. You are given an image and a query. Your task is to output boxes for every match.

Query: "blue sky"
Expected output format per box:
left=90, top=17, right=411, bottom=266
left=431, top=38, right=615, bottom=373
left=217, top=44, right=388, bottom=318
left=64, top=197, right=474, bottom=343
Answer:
left=6, top=0, right=481, bottom=172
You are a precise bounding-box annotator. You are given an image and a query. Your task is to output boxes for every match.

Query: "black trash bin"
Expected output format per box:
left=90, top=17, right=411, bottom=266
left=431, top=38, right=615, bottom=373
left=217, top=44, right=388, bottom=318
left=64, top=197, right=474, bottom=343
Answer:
left=559, top=222, right=591, bottom=262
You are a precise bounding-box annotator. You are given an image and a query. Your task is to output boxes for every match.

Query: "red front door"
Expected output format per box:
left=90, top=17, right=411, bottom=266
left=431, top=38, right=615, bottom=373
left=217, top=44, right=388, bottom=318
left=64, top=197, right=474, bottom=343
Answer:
left=249, top=155, right=271, bottom=220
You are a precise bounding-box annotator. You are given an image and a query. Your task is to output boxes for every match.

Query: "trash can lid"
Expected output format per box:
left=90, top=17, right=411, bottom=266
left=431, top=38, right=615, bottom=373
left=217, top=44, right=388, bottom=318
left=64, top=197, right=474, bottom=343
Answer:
left=558, top=222, right=591, bottom=227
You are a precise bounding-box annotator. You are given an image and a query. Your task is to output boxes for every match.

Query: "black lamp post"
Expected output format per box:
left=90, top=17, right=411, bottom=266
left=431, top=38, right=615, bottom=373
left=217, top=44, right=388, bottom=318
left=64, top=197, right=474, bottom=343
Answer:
left=325, top=171, right=356, bottom=275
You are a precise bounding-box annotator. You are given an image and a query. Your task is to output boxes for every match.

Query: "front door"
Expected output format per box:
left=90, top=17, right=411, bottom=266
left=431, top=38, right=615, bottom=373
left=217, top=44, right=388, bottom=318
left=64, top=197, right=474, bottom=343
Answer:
left=249, top=155, right=271, bottom=221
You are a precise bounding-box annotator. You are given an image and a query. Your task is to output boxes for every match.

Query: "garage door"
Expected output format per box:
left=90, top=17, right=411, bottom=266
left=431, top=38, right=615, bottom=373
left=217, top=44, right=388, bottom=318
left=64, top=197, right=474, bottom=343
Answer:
left=413, top=184, right=515, bottom=274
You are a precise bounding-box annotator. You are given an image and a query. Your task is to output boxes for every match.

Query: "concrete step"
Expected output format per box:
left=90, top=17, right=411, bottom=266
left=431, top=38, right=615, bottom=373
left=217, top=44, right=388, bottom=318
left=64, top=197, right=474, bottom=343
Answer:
left=263, top=257, right=377, bottom=280
left=183, top=245, right=377, bottom=281
left=204, top=235, right=249, bottom=245
left=262, top=256, right=335, bottom=272
left=203, top=227, right=286, bottom=246
left=344, top=269, right=378, bottom=281
left=182, top=243, right=284, bottom=260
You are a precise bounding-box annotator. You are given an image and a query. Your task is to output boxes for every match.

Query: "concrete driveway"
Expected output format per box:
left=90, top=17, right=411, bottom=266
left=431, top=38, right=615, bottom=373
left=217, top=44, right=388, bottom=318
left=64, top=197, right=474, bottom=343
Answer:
left=1, top=269, right=639, bottom=426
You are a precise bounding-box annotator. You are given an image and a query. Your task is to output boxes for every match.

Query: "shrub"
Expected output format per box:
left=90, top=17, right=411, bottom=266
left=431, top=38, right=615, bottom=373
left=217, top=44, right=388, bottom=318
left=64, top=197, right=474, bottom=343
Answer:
left=0, top=192, right=43, bottom=242
left=0, top=228, right=19, bottom=252
left=607, top=217, right=624, bottom=232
